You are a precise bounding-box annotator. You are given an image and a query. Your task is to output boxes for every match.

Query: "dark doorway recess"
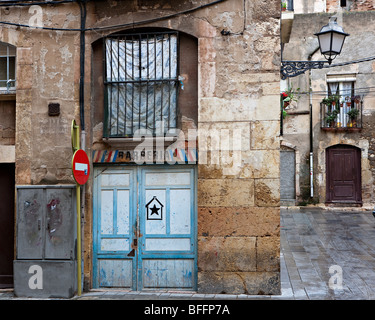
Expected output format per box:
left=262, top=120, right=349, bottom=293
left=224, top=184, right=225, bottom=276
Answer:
left=0, top=163, right=15, bottom=288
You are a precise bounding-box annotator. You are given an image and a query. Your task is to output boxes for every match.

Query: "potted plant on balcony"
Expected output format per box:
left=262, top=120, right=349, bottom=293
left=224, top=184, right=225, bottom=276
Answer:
left=347, top=108, right=359, bottom=127
left=281, top=87, right=300, bottom=108
left=325, top=110, right=338, bottom=128
left=322, top=95, right=340, bottom=107
left=353, top=95, right=361, bottom=106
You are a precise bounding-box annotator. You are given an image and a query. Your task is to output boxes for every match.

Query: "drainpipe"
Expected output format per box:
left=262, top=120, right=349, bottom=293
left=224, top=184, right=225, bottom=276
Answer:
left=78, top=0, right=86, bottom=135
left=307, top=47, right=319, bottom=199
left=309, top=89, right=313, bottom=198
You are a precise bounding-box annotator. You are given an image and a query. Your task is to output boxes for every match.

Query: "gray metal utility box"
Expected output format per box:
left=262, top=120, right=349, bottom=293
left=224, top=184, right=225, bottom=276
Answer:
left=14, top=185, right=77, bottom=298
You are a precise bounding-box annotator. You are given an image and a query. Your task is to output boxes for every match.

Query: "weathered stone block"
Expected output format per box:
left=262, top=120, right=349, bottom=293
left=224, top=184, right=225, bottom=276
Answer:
left=15, top=158, right=31, bottom=185
left=198, top=206, right=280, bottom=237
left=198, top=178, right=254, bottom=207
left=17, top=47, right=33, bottom=65
left=254, top=178, right=280, bottom=206
left=256, top=236, right=280, bottom=272
left=198, top=38, right=216, bottom=63
left=16, top=64, right=33, bottom=90
left=15, top=89, right=32, bottom=103
left=198, top=121, right=250, bottom=151
left=198, top=271, right=281, bottom=295
left=241, top=150, right=280, bottom=179
left=250, top=120, right=280, bottom=150
left=199, top=94, right=280, bottom=123
left=198, top=236, right=256, bottom=272
left=16, top=103, right=31, bottom=132
left=0, top=145, right=15, bottom=163
left=199, top=61, right=216, bottom=97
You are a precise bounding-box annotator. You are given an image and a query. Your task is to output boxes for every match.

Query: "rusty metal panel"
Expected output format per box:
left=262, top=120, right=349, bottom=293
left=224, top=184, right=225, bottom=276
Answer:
left=16, top=186, right=76, bottom=260
left=45, top=188, right=76, bottom=260
left=16, top=188, right=44, bottom=259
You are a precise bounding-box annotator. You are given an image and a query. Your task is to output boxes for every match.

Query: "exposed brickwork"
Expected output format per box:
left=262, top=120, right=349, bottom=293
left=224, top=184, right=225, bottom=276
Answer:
left=326, top=0, right=374, bottom=12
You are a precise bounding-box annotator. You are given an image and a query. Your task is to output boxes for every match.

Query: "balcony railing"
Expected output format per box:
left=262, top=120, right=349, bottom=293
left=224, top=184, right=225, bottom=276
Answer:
left=320, top=97, right=363, bottom=130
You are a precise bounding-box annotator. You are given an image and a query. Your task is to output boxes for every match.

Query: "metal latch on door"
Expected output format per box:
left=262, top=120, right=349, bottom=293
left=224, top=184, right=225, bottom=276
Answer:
left=127, top=238, right=137, bottom=257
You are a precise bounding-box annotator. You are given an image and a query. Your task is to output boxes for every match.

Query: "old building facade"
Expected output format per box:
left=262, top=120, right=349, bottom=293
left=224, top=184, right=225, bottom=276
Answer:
left=0, top=0, right=281, bottom=295
left=281, top=0, right=375, bottom=207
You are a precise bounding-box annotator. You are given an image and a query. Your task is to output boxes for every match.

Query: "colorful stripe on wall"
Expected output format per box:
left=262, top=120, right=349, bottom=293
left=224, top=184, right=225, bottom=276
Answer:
left=92, top=149, right=197, bottom=164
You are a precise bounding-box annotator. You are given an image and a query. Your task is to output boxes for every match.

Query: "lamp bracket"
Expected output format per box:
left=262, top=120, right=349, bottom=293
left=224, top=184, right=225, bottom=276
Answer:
left=281, top=60, right=327, bottom=79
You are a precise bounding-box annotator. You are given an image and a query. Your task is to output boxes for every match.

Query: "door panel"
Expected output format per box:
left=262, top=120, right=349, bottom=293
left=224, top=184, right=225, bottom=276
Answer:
left=93, top=166, right=196, bottom=290
left=326, top=146, right=361, bottom=203
left=98, top=259, right=133, bottom=287
left=45, top=188, right=75, bottom=259
left=142, top=259, right=194, bottom=288
left=16, top=188, right=44, bottom=259
left=94, top=169, right=136, bottom=289
left=280, top=150, right=295, bottom=200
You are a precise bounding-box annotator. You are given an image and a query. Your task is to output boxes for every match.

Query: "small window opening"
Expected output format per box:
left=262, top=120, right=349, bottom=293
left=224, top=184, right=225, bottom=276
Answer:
left=0, top=42, right=16, bottom=92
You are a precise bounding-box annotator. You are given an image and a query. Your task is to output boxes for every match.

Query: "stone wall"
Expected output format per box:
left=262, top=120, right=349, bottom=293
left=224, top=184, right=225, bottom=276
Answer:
left=3, top=0, right=281, bottom=294
left=193, top=0, right=281, bottom=294
left=282, top=11, right=375, bottom=207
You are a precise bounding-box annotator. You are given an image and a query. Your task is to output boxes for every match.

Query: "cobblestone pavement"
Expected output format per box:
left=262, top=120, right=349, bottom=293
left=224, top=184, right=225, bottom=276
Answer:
left=1, top=207, right=375, bottom=300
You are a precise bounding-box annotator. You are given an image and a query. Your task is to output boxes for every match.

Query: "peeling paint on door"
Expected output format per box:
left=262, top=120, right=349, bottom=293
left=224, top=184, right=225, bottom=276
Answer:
left=93, top=166, right=197, bottom=290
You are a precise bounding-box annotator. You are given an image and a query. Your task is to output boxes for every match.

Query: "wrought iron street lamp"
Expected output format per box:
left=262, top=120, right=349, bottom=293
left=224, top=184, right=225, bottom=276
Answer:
left=281, top=17, right=349, bottom=79
left=315, top=17, right=349, bottom=65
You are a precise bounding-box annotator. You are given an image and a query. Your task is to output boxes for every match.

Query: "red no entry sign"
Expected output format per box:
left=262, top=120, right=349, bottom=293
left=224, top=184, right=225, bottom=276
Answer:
left=72, top=149, right=90, bottom=185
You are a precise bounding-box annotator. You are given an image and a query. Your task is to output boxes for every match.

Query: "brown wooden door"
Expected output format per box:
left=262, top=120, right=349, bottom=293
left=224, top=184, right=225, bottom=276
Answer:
left=0, top=164, right=15, bottom=288
left=326, top=145, right=361, bottom=204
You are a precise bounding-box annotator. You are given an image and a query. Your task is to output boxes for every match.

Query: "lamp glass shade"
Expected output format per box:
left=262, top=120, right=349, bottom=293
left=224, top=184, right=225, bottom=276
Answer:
left=331, top=33, right=346, bottom=54
left=315, top=17, right=349, bottom=64
left=318, top=32, right=332, bottom=54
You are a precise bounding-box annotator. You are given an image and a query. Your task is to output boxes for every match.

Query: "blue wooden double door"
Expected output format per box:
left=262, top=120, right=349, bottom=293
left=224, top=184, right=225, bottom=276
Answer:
left=93, top=165, right=197, bottom=290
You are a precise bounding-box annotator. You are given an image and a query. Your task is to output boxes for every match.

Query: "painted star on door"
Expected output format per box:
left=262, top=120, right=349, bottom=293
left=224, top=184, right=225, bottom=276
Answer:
left=146, top=196, right=164, bottom=220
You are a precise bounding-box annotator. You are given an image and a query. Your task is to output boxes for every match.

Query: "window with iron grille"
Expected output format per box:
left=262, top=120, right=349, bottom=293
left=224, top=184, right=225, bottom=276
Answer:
left=104, top=31, right=179, bottom=138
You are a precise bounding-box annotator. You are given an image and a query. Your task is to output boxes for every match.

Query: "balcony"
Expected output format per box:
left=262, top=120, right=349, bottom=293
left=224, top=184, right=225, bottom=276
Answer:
left=320, top=96, right=363, bottom=131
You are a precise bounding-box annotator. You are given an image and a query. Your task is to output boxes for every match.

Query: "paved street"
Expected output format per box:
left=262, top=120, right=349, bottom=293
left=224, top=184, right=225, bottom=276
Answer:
left=280, top=207, right=375, bottom=300
left=1, top=207, right=375, bottom=300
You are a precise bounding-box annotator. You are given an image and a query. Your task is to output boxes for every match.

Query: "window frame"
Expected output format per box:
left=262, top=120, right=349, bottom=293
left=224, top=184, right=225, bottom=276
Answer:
left=0, top=42, right=16, bottom=92
left=321, top=74, right=362, bottom=129
left=103, top=30, right=180, bottom=138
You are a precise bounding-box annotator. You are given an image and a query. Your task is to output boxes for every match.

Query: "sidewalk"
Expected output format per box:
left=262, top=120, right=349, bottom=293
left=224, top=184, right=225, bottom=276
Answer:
left=2, top=207, right=375, bottom=300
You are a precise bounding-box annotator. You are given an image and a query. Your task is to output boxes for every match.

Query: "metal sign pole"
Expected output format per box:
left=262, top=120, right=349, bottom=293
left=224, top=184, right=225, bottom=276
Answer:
left=71, top=120, right=82, bottom=296
left=76, top=183, right=82, bottom=296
